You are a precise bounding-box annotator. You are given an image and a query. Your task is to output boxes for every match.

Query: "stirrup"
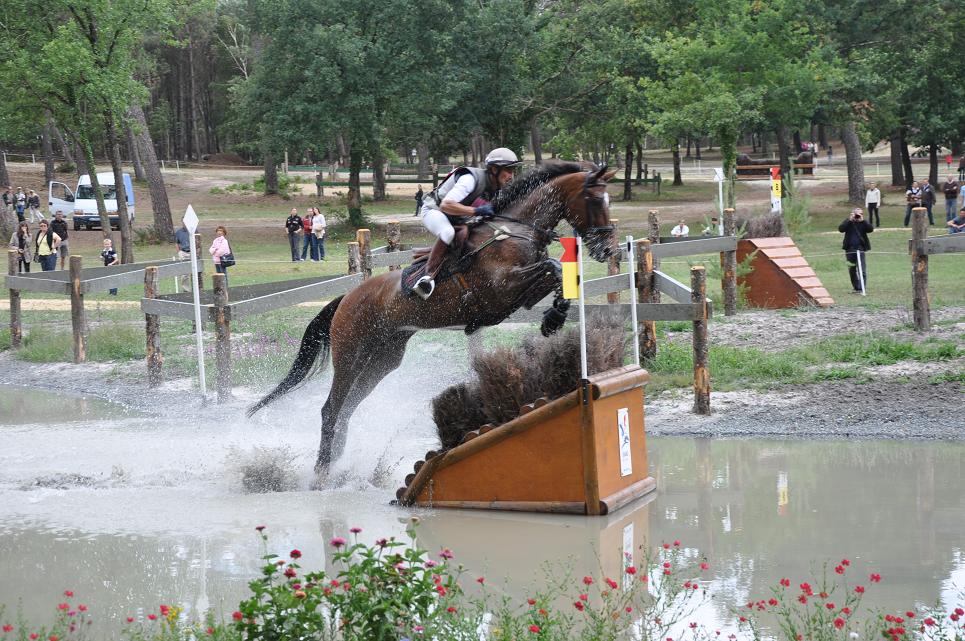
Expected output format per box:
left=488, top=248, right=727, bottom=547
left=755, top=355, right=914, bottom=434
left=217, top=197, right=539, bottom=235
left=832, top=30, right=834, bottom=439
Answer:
left=414, top=275, right=435, bottom=299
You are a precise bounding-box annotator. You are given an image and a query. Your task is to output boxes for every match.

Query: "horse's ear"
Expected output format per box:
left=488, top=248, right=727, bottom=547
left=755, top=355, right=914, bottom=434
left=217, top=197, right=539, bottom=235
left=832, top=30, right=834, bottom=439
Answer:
left=602, top=169, right=618, bottom=182
left=593, top=164, right=608, bottom=182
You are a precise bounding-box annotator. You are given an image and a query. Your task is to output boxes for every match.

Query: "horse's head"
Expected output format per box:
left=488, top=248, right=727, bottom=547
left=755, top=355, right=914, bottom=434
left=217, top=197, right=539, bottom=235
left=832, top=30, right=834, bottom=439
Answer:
left=562, top=165, right=618, bottom=261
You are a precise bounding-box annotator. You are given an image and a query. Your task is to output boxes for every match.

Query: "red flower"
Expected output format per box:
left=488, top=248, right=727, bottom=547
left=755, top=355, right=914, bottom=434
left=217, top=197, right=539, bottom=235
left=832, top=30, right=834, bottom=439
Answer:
left=159, top=605, right=170, bottom=617
left=780, top=578, right=790, bottom=587
left=290, top=549, right=301, bottom=559
left=819, top=592, right=828, bottom=599
left=906, top=612, right=916, bottom=619
left=663, top=569, right=671, bottom=575
left=842, top=607, right=852, bottom=615
left=125, top=618, right=134, bottom=624
left=329, top=537, right=346, bottom=548
left=29, top=635, right=38, bottom=640
left=798, top=595, right=808, bottom=604
left=951, top=613, right=960, bottom=622
left=231, top=612, right=242, bottom=621
left=841, top=559, right=851, bottom=566
left=800, top=582, right=812, bottom=595
left=476, top=577, right=485, bottom=584
left=663, top=562, right=671, bottom=569
left=538, top=609, right=547, bottom=617
left=574, top=601, right=585, bottom=611
left=63, top=591, right=73, bottom=598
left=527, top=598, right=536, bottom=606
left=446, top=606, right=457, bottom=614
left=57, top=604, right=68, bottom=611
left=582, top=576, right=593, bottom=586
left=955, top=608, right=964, bottom=616
left=206, top=627, right=215, bottom=635
left=284, top=567, right=297, bottom=578
left=700, top=562, right=710, bottom=571
left=49, top=636, right=58, bottom=641
left=349, top=527, right=362, bottom=534
left=626, top=566, right=637, bottom=575
left=924, top=618, right=936, bottom=627
left=835, top=565, right=845, bottom=575
left=439, top=548, right=454, bottom=560
left=834, top=618, right=845, bottom=629
left=673, top=540, right=681, bottom=547
left=375, top=538, right=388, bottom=547
left=826, top=603, right=836, bottom=610
left=254, top=525, right=265, bottom=532
left=690, top=622, right=698, bottom=629
left=579, top=593, right=588, bottom=602
left=870, top=573, right=882, bottom=583
left=739, top=616, right=747, bottom=623
left=2, top=625, right=13, bottom=633
left=78, top=605, right=87, bottom=612
left=663, top=543, right=670, bottom=550
left=147, top=615, right=157, bottom=621
left=528, top=624, right=540, bottom=633
left=606, top=578, right=618, bottom=590
left=855, top=585, right=865, bottom=594
left=768, top=598, right=778, bottom=606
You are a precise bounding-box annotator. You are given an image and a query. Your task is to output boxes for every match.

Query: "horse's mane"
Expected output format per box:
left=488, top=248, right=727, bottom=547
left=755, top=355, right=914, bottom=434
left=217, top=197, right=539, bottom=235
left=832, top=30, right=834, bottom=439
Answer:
left=491, top=161, right=587, bottom=214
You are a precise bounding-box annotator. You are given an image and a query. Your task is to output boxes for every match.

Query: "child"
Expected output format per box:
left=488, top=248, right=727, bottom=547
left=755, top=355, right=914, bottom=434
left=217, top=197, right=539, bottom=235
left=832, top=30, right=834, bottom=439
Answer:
left=101, top=238, right=119, bottom=295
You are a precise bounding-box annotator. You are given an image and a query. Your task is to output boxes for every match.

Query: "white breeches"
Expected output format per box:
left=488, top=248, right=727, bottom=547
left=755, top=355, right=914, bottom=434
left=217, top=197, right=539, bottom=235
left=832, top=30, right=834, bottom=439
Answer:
left=421, top=207, right=454, bottom=245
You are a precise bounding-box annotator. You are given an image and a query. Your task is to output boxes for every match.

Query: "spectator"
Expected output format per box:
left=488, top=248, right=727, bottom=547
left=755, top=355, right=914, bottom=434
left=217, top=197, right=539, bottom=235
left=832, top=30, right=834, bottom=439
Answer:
left=414, top=185, right=424, bottom=217
left=864, top=182, right=882, bottom=227
left=670, top=219, right=690, bottom=238
left=958, top=155, right=965, bottom=181
left=285, top=208, right=302, bottom=262
left=173, top=223, right=192, bottom=293
left=701, top=216, right=720, bottom=236
left=312, top=207, right=327, bottom=260
left=15, top=188, right=26, bottom=222
left=920, top=178, right=936, bottom=225
left=941, top=176, right=960, bottom=222
left=101, top=238, right=119, bottom=295
left=50, top=211, right=69, bottom=270
left=33, top=220, right=61, bottom=272
left=826, top=145, right=833, bottom=166
left=946, top=154, right=953, bottom=169
left=903, top=181, right=922, bottom=226
left=947, top=208, right=965, bottom=234
left=838, top=207, right=873, bottom=294
left=26, top=190, right=42, bottom=223
left=2, top=186, right=14, bottom=220
left=208, top=225, right=232, bottom=287
left=300, top=209, right=314, bottom=261
left=7, top=221, right=32, bottom=273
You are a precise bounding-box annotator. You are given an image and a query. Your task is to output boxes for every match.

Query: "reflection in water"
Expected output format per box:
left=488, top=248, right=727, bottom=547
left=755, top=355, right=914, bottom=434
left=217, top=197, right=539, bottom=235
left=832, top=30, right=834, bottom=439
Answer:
left=1, top=396, right=963, bottom=636
left=0, top=385, right=136, bottom=425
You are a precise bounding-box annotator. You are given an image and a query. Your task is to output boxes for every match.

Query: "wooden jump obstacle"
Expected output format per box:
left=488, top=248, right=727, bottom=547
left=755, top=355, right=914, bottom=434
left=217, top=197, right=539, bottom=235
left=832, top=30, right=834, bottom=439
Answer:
left=909, top=207, right=965, bottom=332
left=736, top=237, right=833, bottom=308
left=395, top=365, right=656, bottom=515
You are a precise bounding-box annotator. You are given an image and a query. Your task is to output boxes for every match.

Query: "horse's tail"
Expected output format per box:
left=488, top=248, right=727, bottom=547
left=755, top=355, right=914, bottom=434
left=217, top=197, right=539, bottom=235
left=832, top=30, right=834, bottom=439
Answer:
left=246, top=295, right=344, bottom=418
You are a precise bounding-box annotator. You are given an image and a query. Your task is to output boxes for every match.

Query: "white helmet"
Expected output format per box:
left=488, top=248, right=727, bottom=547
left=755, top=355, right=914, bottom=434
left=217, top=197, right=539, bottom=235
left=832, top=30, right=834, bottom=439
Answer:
left=484, top=147, right=522, bottom=168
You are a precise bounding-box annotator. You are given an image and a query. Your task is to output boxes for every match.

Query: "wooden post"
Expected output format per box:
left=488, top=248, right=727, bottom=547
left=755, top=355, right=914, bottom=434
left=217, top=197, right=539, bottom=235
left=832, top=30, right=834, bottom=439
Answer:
left=911, top=207, right=930, bottom=331
left=635, top=239, right=657, bottom=360
left=7, top=250, right=21, bottom=349
left=356, top=228, right=372, bottom=279
left=213, top=273, right=231, bottom=402
left=691, top=266, right=710, bottom=415
left=647, top=210, right=660, bottom=302
left=386, top=220, right=401, bottom=271
left=69, top=255, right=86, bottom=364
left=606, top=219, right=620, bottom=304
left=722, top=208, right=738, bottom=316
left=194, top=233, right=204, bottom=293
left=144, top=266, right=162, bottom=386
left=347, top=242, right=361, bottom=274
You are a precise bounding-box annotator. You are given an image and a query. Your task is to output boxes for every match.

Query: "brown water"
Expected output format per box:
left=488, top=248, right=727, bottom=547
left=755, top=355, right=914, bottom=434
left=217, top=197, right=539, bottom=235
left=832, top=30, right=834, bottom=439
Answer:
left=1, top=385, right=963, bottom=636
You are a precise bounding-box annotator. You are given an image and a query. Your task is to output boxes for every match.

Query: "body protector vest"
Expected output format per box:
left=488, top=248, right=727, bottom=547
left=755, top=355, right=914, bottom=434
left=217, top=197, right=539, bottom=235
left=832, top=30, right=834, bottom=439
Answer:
left=426, top=167, right=490, bottom=212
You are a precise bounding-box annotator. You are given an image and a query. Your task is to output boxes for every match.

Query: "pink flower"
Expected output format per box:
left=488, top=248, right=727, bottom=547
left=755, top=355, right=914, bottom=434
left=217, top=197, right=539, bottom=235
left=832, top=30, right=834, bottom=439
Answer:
left=955, top=608, right=964, bottom=616
left=284, top=567, right=297, bottom=578
left=349, top=526, right=362, bottom=534
left=375, top=538, right=388, bottom=547
left=425, top=560, right=438, bottom=568
left=439, top=548, right=454, bottom=560
left=206, top=627, right=215, bottom=635
left=841, top=558, right=851, bottom=566
left=255, top=525, right=265, bottom=532
left=231, top=611, right=242, bottom=621
left=289, top=549, right=301, bottom=559
left=528, top=624, right=540, bottom=633
left=329, top=537, right=346, bottom=548
left=701, top=562, right=710, bottom=571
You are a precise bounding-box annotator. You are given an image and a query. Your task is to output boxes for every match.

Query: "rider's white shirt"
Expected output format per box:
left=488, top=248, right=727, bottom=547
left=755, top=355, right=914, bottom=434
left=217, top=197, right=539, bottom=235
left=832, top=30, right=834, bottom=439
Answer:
left=671, top=224, right=689, bottom=237
left=442, top=173, right=478, bottom=204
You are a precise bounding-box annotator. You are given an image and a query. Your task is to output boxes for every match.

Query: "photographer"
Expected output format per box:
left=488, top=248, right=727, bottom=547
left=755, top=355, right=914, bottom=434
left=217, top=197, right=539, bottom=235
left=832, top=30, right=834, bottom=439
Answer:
left=838, top=207, right=873, bottom=294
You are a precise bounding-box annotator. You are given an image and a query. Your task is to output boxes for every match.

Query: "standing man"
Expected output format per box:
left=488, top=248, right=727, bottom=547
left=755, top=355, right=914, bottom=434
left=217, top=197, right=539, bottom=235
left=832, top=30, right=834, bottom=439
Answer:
left=904, top=181, right=922, bottom=226
left=920, top=178, right=936, bottom=225
left=2, top=186, right=14, bottom=221
left=26, top=190, right=42, bottom=223
left=864, top=182, right=882, bottom=227
left=15, top=187, right=26, bottom=222
left=285, top=208, right=302, bottom=262
left=826, top=145, right=833, bottom=167
left=50, top=211, right=70, bottom=270
left=414, top=185, right=423, bottom=217
left=941, top=175, right=960, bottom=222
left=300, top=209, right=314, bottom=261
left=838, top=207, right=873, bottom=294
left=173, top=223, right=193, bottom=293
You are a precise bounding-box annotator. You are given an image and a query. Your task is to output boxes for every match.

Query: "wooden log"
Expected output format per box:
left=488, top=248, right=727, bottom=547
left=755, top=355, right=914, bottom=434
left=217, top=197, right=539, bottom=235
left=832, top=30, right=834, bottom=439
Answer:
left=7, top=250, right=22, bottom=349
left=580, top=385, right=602, bottom=516
left=691, top=266, right=711, bottom=414
left=347, top=242, right=360, bottom=274
left=911, top=208, right=930, bottom=332
left=607, top=219, right=620, bottom=304
left=386, top=220, right=401, bottom=271
left=647, top=210, right=660, bottom=302
left=144, top=266, right=162, bottom=386
left=213, top=273, right=231, bottom=402
left=722, top=208, right=737, bottom=316
left=356, top=228, right=372, bottom=279
left=635, top=239, right=657, bottom=360
left=69, top=255, right=86, bottom=363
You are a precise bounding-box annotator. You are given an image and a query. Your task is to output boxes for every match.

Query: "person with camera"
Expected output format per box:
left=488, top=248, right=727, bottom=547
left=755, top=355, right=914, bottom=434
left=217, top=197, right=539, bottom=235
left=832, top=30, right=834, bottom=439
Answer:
left=838, top=207, right=873, bottom=294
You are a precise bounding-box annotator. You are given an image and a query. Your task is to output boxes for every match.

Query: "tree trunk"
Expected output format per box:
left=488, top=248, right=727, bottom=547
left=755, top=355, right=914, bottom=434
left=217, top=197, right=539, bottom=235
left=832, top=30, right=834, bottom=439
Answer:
left=817, top=123, right=828, bottom=149
left=775, top=125, right=790, bottom=176
left=900, top=129, right=914, bottom=187
left=672, top=140, right=683, bottom=186
left=51, top=123, right=76, bottom=168
left=841, top=120, right=866, bottom=205
left=623, top=141, right=633, bottom=201
left=889, top=132, right=905, bottom=186
left=530, top=117, right=542, bottom=165
left=129, top=104, right=174, bottom=239
left=792, top=130, right=802, bottom=154
left=187, top=28, right=204, bottom=159
left=42, top=116, right=56, bottom=185
left=105, top=115, right=135, bottom=263
left=263, top=151, right=278, bottom=195
left=695, top=137, right=702, bottom=160
left=928, top=143, right=938, bottom=186
left=0, top=152, right=11, bottom=240
left=635, top=142, right=643, bottom=184
left=127, top=124, right=146, bottom=181
left=685, top=136, right=692, bottom=158
left=372, top=148, right=387, bottom=201
left=72, top=129, right=113, bottom=241
left=720, top=134, right=738, bottom=209
left=0, top=147, right=9, bottom=187
left=416, top=141, right=430, bottom=179
left=761, top=130, right=769, bottom=155
left=347, top=148, right=364, bottom=227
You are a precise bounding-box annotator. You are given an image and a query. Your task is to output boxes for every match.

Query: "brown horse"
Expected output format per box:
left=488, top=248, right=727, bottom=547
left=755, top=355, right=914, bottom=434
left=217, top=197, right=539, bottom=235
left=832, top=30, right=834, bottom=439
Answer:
left=248, top=162, right=617, bottom=474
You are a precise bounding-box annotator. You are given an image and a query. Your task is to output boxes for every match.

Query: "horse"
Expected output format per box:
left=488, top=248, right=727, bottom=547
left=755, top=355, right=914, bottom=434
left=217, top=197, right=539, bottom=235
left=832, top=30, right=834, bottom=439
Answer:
left=248, top=161, right=618, bottom=475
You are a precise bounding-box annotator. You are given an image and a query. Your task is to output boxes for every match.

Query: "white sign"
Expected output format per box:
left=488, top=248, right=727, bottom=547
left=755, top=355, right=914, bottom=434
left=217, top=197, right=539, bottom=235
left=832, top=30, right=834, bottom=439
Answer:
left=183, top=204, right=199, bottom=233
left=713, top=167, right=725, bottom=183
left=617, top=407, right=632, bottom=476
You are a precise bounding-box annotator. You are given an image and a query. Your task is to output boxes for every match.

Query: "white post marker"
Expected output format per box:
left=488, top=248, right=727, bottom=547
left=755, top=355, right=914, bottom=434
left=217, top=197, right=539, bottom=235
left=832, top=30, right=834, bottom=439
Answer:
left=626, top=235, right=640, bottom=366
left=183, top=204, right=207, bottom=398
left=576, top=236, right=589, bottom=399
left=857, top=250, right=866, bottom=296
left=713, top=168, right=725, bottom=235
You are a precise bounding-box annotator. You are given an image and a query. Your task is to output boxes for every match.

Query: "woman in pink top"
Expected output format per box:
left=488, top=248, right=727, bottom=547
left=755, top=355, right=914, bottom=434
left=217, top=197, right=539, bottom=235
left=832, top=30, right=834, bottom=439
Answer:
left=209, top=225, right=232, bottom=286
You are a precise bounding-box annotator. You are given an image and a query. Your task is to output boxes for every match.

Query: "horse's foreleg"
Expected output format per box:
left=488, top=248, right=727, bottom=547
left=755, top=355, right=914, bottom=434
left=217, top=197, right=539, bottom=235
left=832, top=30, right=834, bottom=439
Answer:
left=516, top=258, right=562, bottom=310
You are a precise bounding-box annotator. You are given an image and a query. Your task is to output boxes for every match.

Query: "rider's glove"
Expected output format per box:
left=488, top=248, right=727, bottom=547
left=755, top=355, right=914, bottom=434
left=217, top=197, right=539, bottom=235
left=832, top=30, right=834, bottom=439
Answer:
left=474, top=204, right=495, bottom=219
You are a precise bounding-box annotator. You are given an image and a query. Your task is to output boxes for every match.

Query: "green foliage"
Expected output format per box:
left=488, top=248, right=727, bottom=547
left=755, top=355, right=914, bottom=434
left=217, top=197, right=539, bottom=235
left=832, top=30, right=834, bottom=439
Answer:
left=782, top=173, right=812, bottom=238
left=17, top=326, right=145, bottom=362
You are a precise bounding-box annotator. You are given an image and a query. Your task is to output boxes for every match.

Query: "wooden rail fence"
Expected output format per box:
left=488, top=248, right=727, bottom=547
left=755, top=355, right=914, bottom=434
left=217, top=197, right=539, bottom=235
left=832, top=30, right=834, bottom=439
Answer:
left=909, top=207, right=965, bottom=331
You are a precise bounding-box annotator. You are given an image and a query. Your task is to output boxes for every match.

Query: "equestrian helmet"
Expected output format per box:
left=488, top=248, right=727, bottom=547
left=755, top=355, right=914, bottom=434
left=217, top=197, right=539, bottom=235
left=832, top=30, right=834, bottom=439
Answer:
left=485, top=148, right=522, bottom=168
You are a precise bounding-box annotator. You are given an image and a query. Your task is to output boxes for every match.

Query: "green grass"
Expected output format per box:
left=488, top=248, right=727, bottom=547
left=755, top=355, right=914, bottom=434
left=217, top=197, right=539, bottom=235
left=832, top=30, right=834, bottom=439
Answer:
left=17, top=325, right=146, bottom=362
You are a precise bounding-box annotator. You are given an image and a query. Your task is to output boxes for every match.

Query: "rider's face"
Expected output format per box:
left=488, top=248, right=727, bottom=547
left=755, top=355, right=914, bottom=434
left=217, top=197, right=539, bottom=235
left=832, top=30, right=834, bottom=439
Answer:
left=495, top=168, right=515, bottom=188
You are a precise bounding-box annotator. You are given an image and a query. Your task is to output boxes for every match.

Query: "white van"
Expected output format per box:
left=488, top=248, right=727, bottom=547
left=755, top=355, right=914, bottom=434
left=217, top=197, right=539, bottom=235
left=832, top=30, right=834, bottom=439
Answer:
left=48, top=173, right=135, bottom=231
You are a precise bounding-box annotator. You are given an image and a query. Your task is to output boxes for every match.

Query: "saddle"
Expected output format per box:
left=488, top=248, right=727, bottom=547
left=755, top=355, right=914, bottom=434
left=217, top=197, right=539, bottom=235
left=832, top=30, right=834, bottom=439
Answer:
left=401, top=224, right=473, bottom=296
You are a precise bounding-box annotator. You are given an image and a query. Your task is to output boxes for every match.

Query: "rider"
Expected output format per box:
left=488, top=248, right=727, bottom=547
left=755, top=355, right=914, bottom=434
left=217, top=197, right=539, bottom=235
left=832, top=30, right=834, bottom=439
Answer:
left=415, top=147, right=522, bottom=298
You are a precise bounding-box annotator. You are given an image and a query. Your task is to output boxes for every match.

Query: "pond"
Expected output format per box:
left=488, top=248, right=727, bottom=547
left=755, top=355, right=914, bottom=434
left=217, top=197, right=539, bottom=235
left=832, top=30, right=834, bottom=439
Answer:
left=1, top=384, right=963, bottom=637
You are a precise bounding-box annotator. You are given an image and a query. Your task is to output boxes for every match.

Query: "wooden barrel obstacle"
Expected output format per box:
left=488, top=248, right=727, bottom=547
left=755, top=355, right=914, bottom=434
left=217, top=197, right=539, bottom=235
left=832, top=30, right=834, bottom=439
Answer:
left=395, top=365, right=656, bottom=515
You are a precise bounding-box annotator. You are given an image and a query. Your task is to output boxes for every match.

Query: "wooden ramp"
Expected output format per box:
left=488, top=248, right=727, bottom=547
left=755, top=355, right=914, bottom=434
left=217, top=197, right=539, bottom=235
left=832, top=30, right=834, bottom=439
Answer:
left=395, top=366, right=656, bottom=516
left=736, top=237, right=833, bottom=308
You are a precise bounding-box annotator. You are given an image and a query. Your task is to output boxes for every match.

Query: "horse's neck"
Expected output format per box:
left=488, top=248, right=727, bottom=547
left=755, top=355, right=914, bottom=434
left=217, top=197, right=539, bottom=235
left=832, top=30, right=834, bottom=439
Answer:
left=509, top=182, right=568, bottom=233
